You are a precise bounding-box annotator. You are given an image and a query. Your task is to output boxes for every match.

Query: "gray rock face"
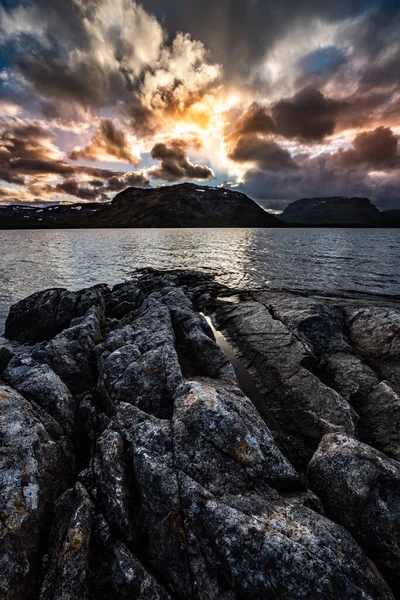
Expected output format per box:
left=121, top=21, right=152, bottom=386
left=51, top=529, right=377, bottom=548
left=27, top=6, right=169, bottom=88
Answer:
left=97, top=297, right=183, bottom=418
left=5, top=284, right=108, bottom=343
left=94, top=541, right=171, bottom=599
left=213, top=298, right=357, bottom=469
left=4, top=355, right=76, bottom=435
left=40, top=483, right=94, bottom=600
left=347, top=306, right=400, bottom=393
left=32, top=305, right=104, bottom=394
left=0, top=384, right=70, bottom=599
left=1, top=270, right=399, bottom=599
left=307, top=433, right=400, bottom=588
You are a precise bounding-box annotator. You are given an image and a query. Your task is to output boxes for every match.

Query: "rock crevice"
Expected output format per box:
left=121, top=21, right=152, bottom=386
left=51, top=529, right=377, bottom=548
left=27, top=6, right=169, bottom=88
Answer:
left=1, top=269, right=399, bottom=599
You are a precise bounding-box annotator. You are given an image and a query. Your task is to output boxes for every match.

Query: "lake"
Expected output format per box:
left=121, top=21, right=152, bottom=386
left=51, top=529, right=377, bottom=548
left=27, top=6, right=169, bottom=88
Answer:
left=1, top=227, right=399, bottom=332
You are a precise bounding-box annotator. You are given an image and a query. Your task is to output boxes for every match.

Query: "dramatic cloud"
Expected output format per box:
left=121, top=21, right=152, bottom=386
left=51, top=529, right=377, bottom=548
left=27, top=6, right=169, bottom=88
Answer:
left=228, top=102, right=276, bottom=139
left=70, top=119, right=140, bottom=164
left=240, top=127, right=400, bottom=211
left=271, top=88, right=340, bottom=142
left=336, top=126, right=399, bottom=168
left=150, top=139, right=215, bottom=181
left=227, top=135, right=298, bottom=172
left=0, top=0, right=400, bottom=206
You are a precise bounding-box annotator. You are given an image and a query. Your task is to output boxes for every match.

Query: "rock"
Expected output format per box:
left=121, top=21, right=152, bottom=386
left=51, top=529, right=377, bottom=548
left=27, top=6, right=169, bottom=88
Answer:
left=2, top=270, right=399, bottom=599
left=266, top=295, right=350, bottom=354
left=106, top=281, right=142, bottom=320
left=173, top=379, right=299, bottom=501
left=40, top=483, right=94, bottom=600
left=4, top=355, right=76, bottom=435
left=361, top=382, right=400, bottom=460
left=5, top=288, right=66, bottom=343
left=93, top=541, right=170, bottom=599
left=307, top=433, right=400, bottom=588
left=179, top=475, right=393, bottom=600
left=5, top=285, right=107, bottom=343
left=92, top=430, right=134, bottom=543
left=159, top=286, right=235, bottom=381
left=347, top=306, right=400, bottom=393
left=0, top=346, right=14, bottom=374
left=97, top=297, right=183, bottom=417
left=32, top=305, right=104, bottom=395
left=0, top=383, right=70, bottom=599
left=213, top=299, right=356, bottom=470
left=318, top=352, right=379, bottom=404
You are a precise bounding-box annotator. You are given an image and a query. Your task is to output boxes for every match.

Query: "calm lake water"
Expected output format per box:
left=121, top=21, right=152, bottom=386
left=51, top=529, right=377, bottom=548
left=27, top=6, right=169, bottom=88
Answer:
left=0, top=227, right=399, bottom=331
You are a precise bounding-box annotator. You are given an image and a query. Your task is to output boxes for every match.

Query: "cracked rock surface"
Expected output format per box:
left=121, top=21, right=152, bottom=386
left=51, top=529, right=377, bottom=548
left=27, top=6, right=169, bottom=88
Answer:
left=1, top=269, right=399, bottom=599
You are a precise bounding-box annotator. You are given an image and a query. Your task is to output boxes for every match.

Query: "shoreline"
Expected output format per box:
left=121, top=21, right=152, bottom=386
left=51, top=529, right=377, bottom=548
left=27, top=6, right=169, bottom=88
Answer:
left=0, top=269, right=399, bottom=598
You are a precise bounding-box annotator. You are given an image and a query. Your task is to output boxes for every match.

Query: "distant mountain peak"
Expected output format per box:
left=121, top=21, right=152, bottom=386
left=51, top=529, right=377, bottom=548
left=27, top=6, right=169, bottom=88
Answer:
left=0, top=184, right=281, bottom=229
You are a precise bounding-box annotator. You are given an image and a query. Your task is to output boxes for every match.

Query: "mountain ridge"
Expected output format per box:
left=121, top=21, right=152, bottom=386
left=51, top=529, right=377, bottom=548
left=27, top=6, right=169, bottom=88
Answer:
left=0, top=183, right=281, bottom=229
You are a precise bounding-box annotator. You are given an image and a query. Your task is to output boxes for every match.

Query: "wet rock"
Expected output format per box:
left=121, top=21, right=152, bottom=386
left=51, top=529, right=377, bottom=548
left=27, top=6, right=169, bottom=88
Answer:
left=213, top=300, right=356, bottom=469
left=307, top=433, right=400, bottom=588
left=40, top=483, right=94, bottom=600
left=5, top=285, right=108, bottom=343
left=94, top=541, right=170, bottom=599
left=32, top=305, right=104, bottom=395
left=4, top=355, right=76, bottom=435
left=0, top=383, right=70, bottom=599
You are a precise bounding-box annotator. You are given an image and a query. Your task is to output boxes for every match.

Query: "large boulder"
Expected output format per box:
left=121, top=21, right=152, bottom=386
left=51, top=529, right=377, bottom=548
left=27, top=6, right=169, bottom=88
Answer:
left=4, top=355, right=76, bottom=435
left=346, top=306, right=400, bottom=393
left=5, top=284, right=108, bottom=343
left=307, top=433, right=400, bottom=588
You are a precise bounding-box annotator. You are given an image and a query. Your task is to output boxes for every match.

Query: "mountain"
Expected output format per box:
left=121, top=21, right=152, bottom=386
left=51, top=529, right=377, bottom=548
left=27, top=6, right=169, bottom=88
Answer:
left=380, top=209, right=400, bottom=227
left=280, top=196, right=383, bottom=225
left=0, top=183, right=281, bottom=228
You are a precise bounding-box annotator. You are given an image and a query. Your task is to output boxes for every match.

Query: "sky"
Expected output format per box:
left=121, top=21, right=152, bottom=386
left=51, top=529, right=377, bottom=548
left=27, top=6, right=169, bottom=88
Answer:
left=0, top=0, right=400, bottom=212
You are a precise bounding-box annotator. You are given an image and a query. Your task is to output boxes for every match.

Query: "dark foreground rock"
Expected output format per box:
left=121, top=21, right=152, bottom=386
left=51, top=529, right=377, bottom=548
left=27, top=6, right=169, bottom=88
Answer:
left=1, top=269, right=399, bottom=599
left=308, top=434, right=400, bottom=588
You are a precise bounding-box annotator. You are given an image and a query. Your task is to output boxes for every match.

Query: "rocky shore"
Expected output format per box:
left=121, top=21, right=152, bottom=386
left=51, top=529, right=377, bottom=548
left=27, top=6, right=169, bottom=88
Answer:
left=0, top=269, right=399, bottom=599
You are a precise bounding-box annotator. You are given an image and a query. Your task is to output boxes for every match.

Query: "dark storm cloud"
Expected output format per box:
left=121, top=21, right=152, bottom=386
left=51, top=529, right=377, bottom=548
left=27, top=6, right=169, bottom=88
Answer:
left=1, top=122, right=58, bottom=161
left=0, top=118, right=149, bottom=200
left=228, top=102, right=275, bottom=139
left=227, top=135, right=298, bottom=172
left=150, top=140, right=215, bottom=181
left=228, top=89, right=341, bottom=145
left=271, top=88, right=340, bottom=142
left=337, top=127, right=399, bottom=168
left=141, top=0, right=370, bottom=82
left=69, top=119, right=140, bottom=165
left=54, top=180, right=102, bottom=201
left=239, top=126, right=400, bottom=211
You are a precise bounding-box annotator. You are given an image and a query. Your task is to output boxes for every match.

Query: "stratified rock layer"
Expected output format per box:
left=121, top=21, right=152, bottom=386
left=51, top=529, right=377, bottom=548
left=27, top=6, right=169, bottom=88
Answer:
left=1, top=269, right=399, bottom=599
